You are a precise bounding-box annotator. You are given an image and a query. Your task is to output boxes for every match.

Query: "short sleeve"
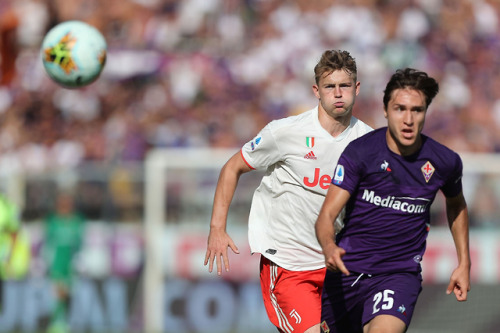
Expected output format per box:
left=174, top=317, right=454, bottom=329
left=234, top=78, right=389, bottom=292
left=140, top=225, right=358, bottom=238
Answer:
left=240, top=123, right=282, bottom=170
left=331, top=145, right=363, bottom=195
left=441, top=152, right=463, bottom=198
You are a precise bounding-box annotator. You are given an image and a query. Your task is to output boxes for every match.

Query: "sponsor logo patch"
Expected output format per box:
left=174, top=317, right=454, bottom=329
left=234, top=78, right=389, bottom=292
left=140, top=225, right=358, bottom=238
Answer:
left=361, top=189, right=430, bottom=214
left=265, top=249, right=277, bottom=255
left=290, top=309, right=302, bottom=324
left=320, top=321, right=330, bottom=333
left=250, top=137, right=261, bottom=151
left=303, top=168, right=332, bottom=189
left=304, top=151, right=317, bottom=160
left=306, top=136, right=315, bottom=148
left=380, top=160, right=392, bottom=172
left=333, top=165, right=344, bottom=185
left=398, top=304, right=407, bottom=316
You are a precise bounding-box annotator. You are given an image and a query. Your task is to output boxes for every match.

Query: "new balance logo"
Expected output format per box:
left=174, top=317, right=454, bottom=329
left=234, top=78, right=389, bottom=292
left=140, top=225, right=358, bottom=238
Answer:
left=304, top=151, right=317, bottom=160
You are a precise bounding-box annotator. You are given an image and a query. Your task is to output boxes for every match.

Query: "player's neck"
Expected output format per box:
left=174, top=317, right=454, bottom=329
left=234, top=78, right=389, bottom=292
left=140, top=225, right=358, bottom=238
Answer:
left=318, top=109, right=351, bottom=138
left=386, top=129, right=422, bottom=156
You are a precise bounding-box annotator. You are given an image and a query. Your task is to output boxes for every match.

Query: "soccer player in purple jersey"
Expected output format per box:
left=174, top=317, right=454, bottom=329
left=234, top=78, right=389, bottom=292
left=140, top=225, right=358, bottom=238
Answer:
left=315, top=68, right=471, bottom=333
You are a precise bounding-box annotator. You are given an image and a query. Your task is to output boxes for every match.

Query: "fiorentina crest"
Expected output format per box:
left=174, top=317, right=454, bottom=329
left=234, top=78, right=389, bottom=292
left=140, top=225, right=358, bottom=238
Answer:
left=421, top=161, right=435, bottom=183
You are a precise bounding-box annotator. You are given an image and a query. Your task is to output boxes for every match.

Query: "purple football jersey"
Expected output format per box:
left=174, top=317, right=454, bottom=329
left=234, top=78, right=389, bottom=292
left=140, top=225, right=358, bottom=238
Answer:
left=332, top=127, right=463, bottom=275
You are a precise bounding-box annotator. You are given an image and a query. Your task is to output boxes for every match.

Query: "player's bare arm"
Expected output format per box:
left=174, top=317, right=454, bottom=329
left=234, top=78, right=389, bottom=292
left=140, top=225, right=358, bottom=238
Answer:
left=315, top=185, right=351, bottom=275
left=204, top=152, right=253, bottom=275
left=444, top=191, right=471, bottom=301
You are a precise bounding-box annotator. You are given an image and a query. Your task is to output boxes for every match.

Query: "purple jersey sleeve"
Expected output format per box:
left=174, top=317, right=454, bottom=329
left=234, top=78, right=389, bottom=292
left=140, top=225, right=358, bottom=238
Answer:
left=332, top=153, right=360, bottom=195
left=439, top=152, right=463, bottom=198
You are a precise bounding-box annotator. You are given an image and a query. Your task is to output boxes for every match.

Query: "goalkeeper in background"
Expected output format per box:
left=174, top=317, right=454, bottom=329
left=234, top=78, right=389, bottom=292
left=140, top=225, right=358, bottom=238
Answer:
left=43, top=191, right=85, bottom=333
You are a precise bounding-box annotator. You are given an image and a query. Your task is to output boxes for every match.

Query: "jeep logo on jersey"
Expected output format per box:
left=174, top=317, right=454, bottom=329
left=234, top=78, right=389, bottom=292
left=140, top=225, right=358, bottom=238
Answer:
left=304, top=168, right=331, bottom=189
left=362, top=189, right=430, bottom=214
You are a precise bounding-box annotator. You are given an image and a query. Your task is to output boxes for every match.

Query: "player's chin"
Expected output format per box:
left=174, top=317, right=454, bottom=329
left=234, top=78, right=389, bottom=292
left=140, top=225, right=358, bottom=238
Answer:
left=399, top=135, right=417, bottom=147
left=330, top=107, right=350, bottom=118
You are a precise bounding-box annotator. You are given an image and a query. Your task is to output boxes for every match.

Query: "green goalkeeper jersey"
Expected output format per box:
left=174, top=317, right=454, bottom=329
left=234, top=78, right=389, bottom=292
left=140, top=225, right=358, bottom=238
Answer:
left=44, top=212, right=85, bottom=284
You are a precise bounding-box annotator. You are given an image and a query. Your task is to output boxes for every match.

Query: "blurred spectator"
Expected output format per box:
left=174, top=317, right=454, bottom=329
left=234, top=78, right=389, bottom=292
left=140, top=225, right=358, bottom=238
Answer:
left=2, top=0, right=500, bottom=167
left=0, top=193, right=31, bottom=315
left=0, top=1, right=19, bottom=86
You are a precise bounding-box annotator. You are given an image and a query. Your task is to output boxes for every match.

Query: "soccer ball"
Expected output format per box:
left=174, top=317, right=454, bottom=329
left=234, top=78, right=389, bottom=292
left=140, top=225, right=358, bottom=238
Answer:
left=41, top=20, right=107, bottom=88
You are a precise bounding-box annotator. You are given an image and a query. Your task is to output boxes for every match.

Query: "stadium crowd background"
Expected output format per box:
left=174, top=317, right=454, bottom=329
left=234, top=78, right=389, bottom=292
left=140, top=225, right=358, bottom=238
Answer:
left=1, top=0, right=500, bottom=227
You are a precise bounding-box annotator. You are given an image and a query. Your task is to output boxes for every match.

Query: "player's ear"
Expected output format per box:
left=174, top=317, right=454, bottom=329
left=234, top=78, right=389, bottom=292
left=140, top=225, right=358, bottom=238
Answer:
left=312, top=85, right=320, bottom=99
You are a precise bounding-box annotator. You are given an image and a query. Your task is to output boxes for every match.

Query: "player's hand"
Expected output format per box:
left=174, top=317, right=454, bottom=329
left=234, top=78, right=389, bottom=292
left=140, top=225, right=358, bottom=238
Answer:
left=323, top=243, right=350, bottom=276
left=204, top=228, right=239, bottom=275
left=446, top=264, right=470, bottom=301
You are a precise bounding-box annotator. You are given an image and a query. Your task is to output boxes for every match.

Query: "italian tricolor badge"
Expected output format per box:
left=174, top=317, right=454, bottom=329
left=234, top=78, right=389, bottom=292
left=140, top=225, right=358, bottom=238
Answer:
left=306, top=137, right=315, bottom=148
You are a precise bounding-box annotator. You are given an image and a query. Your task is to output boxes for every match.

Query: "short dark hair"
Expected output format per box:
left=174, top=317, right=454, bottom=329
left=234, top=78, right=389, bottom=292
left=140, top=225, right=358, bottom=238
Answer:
left=314, top=50, right=357, bottom=84
left=383, top=68, right=439, bottom=109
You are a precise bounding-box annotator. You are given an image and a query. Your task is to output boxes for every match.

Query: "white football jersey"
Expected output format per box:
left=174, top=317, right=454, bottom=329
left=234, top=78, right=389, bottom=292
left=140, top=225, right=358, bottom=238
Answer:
left=241, top=106, right=372, bottom=271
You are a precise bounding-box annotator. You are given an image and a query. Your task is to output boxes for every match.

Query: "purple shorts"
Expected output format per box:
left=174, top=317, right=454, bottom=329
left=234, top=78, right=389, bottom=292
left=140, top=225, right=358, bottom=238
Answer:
left=320, top=270, right=422, bottom=333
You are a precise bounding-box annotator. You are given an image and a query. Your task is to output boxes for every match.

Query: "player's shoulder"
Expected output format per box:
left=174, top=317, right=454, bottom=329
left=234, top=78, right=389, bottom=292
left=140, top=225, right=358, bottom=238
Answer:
left=349, top=116, right=374, bottom=136
left=341, top=127, right=385, bottom=159
left=350, top=116, right=373, bottom=131
left=267, top=108, right=314, bottom=129
left=262, top=108, right=315, bottom=140
left=350, top=126, right=384, bottom=145
left=421, top=134, right=462, bottom=165
left=422, top=134, right=455, bottom=153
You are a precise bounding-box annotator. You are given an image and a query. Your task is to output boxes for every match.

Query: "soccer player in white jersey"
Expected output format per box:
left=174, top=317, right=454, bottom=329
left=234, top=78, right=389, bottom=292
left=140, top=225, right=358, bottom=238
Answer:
left=204, top=50, right=372, bottom=333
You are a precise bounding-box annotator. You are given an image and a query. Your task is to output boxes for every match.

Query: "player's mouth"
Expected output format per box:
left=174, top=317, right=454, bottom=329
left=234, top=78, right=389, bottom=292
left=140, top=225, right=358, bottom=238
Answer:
left=401, top=128, right=414, bottom=140
left=334, top=102, right=344, bottom=108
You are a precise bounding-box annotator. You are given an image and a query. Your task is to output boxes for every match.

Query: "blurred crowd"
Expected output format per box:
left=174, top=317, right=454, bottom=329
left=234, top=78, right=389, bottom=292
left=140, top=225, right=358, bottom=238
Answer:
left=1, top=3, right=499, bottom=329
left=1, top=0, right=500, bottom=226
left=1, top=0, right=500, bottom=174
